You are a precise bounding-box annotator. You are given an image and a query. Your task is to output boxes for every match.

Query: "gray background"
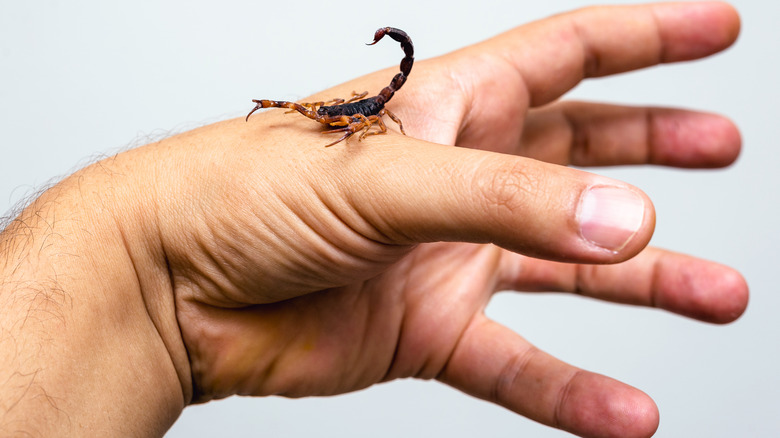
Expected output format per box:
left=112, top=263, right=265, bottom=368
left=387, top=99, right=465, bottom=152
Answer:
left=1, top=0, right=777, bottom=436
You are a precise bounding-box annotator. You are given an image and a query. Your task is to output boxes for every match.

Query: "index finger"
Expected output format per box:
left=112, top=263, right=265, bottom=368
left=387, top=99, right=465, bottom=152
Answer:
left=463, top=2, right=740, bottom=107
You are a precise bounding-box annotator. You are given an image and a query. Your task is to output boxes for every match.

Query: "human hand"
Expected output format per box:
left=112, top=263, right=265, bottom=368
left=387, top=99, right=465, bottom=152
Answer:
left=168, top=2, right=744, bottom=436
left=0, top=2, right=747, bottom=437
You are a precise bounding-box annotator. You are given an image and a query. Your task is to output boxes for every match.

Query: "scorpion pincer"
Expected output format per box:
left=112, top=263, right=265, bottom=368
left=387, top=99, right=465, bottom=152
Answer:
left=245, top=27, right=414, bottom=147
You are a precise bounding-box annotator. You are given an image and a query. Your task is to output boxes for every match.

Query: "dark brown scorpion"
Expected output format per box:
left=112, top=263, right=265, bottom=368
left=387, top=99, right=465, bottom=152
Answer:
left=245, top=27, right=414, bottom=147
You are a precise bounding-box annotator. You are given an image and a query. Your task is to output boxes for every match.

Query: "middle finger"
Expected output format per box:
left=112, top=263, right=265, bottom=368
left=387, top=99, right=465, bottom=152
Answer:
left=519, top=101, right=741, bottom=167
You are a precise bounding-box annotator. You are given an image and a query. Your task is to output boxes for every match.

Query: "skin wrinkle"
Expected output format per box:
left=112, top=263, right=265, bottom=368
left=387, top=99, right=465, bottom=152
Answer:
left=335, top=170, right=408, bottom=247
left=353, top=285, right=375, bottom=387
left=256, top=338, right=282, bottom=399
left=572, top=264, right=590, bottom=297
left=526, top=5, right=668, bottom=96
left=433, top=261, right=490, bottom=381
left=381, top=254, right=415, bottom=383
left=116, top=223, right=190, bottom=407
left=185, top=227, right=239, bottom=307
left=355, top=286, right=396, bottom=391
left=572, top=250, right=663, bottom=309
left=391, top=250, right=447, bottom=381
left=450, top=52, right=516, bottom=147
left=182, top=311, right=208, bottom=403
left=436, top=255, right=500, bottom=383
left=187, top=185, right=305, bottom=304
left=449, top=56, right=479, bottom=145
left=161, top=242, right=195, bottom=405
left=107, top=168, right=195, bottom=408
left=381, top=310, right=406, bottom=382
left=517, top=16, right=584, bottom=107
left=312, top=180, right=395, bottom=250
left=553, top=369, right=584, bottom=431
left=650, top=6, right=670, bottom=64
left=436, top=62, right=471, bottom=146
left=143, top=184, right=198, bottom=406
left=648, top=256, right=663, bottom=311
left=569, top=13, right=600, bottom=80
left=644, top=109, right=657, bottom=165
left=203, top=212, right=253, bottom=287
left=420, top=246, right=497, bottom=381
left=434, top=318, right=471, bottom=383
left=473, top=157, right=538, bottom=226
left=402, top=289, right=437, bottom=380
left=292, top=188, right=396, bottom=280
left=289, top=217, right=381, bottom=293
left=182, top=303, right=233, bottom=403
left=565, top=106, right=590, bottom=166
left=492, top=343, right=540, bottom=407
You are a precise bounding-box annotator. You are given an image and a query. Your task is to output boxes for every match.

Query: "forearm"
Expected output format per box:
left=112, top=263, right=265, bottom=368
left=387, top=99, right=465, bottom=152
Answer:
left=0, top=163, right=185, bottom=436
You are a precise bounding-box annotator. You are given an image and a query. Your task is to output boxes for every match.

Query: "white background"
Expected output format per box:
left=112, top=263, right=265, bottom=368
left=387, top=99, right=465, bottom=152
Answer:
left=1, top=1, right=778, bottom=436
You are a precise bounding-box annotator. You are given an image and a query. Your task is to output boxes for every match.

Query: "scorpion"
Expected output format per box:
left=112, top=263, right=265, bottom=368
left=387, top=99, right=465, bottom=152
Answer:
left=245, top=27, right=414, bottom=147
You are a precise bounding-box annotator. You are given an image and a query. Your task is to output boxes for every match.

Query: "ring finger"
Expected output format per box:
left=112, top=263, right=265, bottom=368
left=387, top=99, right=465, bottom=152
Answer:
left=497, top=246, right=748, bottom=324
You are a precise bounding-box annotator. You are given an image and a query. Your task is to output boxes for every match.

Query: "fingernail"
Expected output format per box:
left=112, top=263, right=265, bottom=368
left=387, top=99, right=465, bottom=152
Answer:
left=578, top=186, right=645, bottom=252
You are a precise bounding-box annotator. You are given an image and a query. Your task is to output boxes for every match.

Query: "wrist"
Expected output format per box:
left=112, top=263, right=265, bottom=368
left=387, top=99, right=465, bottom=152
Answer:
left=0, top=161, right=187, bottom=435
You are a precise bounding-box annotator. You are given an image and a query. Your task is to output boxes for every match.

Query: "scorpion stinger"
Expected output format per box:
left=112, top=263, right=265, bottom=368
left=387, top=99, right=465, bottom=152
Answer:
left=246, top=27, right=414, bottom=147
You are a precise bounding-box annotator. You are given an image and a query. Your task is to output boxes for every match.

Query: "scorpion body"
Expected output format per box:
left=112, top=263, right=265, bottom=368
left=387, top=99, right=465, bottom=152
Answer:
left=246, top=27, right=414, bottom=147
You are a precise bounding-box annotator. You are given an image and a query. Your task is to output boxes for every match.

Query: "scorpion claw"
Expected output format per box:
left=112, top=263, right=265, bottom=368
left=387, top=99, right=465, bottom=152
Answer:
left=246, top=100, right=263, bottom=121
left=245, top=108, right=258, bottom=122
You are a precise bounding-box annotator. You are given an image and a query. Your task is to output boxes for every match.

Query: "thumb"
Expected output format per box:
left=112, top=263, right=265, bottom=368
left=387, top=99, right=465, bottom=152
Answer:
left=344, top=139, right=655, bottom=263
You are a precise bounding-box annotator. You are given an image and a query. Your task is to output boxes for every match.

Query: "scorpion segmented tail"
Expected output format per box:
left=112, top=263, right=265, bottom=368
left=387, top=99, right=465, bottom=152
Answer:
left=367, top=27, right=414, bottom=106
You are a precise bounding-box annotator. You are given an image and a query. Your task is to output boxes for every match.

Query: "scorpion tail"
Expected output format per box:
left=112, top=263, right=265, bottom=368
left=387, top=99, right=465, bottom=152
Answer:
left=368, top=27, right=414, bottom=105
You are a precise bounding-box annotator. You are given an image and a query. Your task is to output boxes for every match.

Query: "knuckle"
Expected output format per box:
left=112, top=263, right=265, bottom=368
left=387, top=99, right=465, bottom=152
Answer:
left=471, top=159, right=541, bottom=216
left=491, top=346, right=539, bottom=405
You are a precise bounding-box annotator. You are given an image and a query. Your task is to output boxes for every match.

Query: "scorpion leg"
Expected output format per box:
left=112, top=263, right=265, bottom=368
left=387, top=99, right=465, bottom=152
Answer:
left=321, top=116, right=360, bottom=147
left=315, top=92, right=368, bottom=106
left=345, top=91, right=369, bottom=103
left=358, top=115, right=386, bottom=140
left=321, top=114, right=375, bottom=147
left=354, top=114, right=377, bottom=140
left=382, top=108, right=406, bottom=135
left=324, top=97, right=346, bottom=105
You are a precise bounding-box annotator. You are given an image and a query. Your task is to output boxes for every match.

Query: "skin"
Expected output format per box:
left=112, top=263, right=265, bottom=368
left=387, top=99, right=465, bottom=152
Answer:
left=0, top=2, right=747, bottom=437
